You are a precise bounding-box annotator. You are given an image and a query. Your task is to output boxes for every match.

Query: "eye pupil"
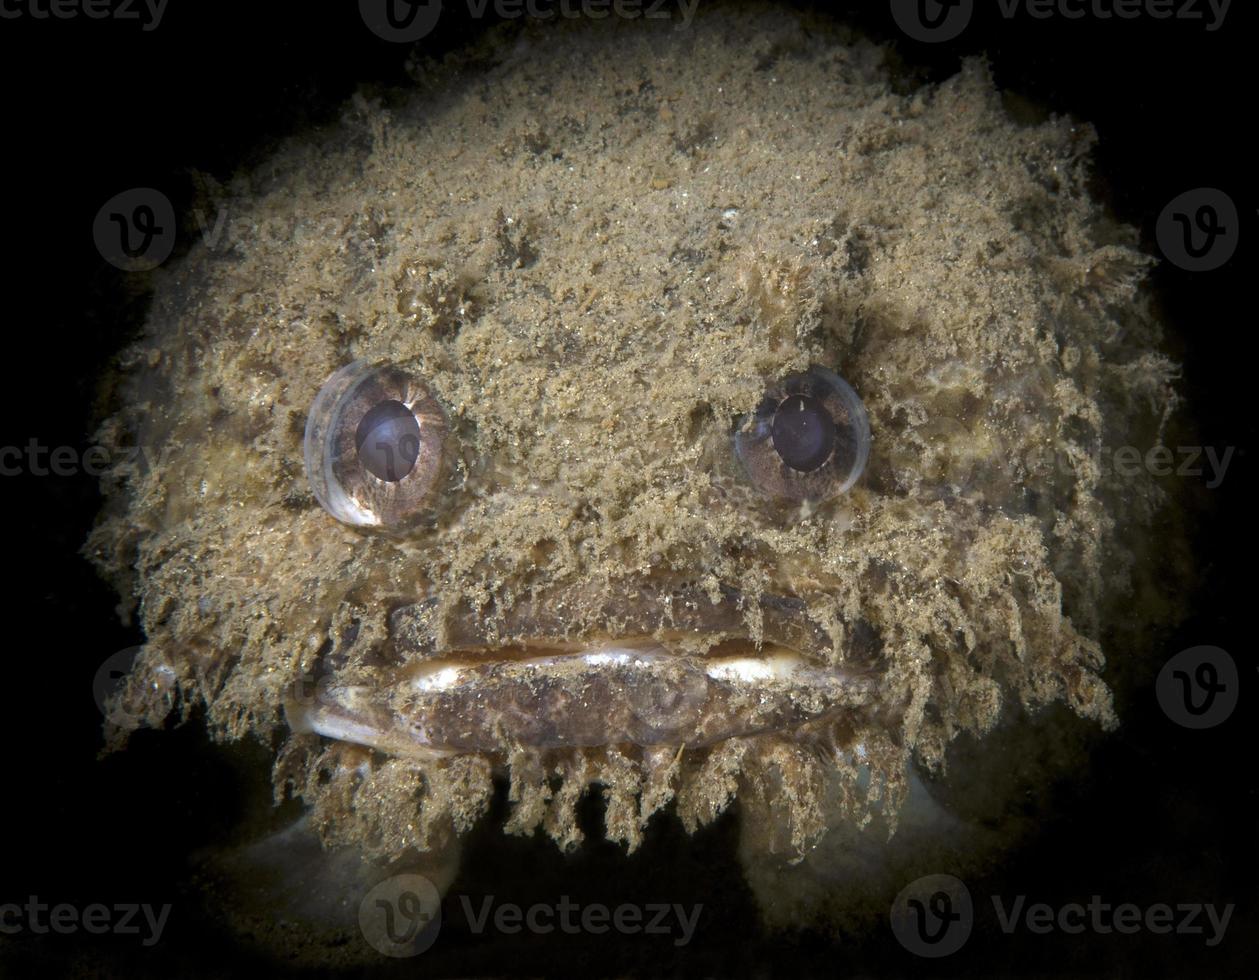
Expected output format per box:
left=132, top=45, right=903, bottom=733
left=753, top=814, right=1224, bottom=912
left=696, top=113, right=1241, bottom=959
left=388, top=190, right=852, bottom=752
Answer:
left=733, top=365, right=870, bottom=503
left=771, top=394, right=836, bottom=472
left=355, top=400, right=421, bottom=482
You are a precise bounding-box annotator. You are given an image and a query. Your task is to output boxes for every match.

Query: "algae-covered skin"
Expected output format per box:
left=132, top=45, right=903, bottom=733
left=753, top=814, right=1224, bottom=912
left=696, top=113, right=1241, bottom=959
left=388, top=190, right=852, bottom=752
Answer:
left=87, top=2, right=1177, bottom=924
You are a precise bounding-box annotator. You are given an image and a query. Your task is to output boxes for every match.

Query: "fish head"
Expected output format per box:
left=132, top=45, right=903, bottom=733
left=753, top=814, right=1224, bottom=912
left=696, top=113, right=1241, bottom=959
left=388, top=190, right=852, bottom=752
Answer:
left=88, top=8, right=1178, bottom=878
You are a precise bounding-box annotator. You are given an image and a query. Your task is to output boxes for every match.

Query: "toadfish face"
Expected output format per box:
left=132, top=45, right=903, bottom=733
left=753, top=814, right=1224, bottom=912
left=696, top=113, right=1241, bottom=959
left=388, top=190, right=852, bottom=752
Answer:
left=89, top=4, right=1176, bottom=900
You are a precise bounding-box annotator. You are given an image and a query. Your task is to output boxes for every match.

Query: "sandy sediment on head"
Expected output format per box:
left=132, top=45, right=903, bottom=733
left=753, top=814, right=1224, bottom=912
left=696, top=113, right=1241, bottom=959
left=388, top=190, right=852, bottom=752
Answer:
left=88, top=1, right=1183, bottom=865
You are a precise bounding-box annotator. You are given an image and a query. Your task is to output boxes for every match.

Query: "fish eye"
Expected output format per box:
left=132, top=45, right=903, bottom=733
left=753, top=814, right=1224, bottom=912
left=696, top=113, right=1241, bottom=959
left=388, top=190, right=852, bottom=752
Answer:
left=734, top=365, right=870, bottom=502
left=303, top=360, right=448, bottom=527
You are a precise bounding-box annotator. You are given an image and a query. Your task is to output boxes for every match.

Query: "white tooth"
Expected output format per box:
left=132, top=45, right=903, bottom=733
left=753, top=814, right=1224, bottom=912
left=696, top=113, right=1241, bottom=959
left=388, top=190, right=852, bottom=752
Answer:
left=577, top=650, right=636, bottom=667
left=288, top=703, right=382, bottom=746
left=578, top=644, right=672, bottom=667
left=704, top=653, right=805, bottom=683
left=410, top=664, right=466, bottom=693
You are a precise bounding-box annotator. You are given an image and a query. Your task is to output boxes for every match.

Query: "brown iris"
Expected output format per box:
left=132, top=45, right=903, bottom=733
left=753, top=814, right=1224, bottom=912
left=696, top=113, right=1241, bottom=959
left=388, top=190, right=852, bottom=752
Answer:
left=735, top=366, right=870, bottom=502
left=304, top=361, right=448, bottom=528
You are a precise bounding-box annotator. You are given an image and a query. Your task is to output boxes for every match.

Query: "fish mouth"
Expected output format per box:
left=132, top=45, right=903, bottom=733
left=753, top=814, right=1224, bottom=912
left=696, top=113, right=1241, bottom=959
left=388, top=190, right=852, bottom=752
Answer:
left=285, top=583, right=887, bottom=760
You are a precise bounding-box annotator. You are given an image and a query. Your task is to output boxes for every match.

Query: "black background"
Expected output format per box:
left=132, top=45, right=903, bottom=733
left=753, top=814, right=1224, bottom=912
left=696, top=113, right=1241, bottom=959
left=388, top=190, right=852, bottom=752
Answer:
left=0, top=0, right=1254, bottom=976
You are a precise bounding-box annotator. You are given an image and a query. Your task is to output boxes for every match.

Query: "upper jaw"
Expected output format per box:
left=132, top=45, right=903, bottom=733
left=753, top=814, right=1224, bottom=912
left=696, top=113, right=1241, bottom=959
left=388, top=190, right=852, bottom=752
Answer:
left=384, top=579, right=882, bottom=666
left=286, top=581, right=886, bottom=759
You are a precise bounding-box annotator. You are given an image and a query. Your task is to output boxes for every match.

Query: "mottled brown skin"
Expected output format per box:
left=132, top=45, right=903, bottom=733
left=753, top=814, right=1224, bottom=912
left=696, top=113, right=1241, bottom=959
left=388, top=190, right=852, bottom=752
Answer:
left=87, top=1, right=1179, bottom=927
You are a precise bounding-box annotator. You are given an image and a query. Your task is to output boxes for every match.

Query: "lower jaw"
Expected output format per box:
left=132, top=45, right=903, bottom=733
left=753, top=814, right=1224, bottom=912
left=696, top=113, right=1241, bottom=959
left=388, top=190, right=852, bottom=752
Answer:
left=285, top=638, right=880, bottom=760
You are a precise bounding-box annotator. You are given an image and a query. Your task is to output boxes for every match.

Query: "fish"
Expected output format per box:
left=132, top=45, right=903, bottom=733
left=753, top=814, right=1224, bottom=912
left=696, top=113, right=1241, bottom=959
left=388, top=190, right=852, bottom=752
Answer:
left=85, top=1, right=1183, bottom=943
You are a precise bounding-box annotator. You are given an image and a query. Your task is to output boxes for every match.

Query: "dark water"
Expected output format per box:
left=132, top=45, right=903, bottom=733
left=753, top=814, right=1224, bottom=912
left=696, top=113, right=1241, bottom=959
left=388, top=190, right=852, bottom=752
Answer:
left=1, top=1, right=1253, bottom=976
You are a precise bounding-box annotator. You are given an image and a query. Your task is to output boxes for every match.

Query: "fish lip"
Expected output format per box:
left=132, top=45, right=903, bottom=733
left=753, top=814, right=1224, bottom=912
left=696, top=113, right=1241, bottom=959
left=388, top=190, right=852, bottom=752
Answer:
left=382, top=580, right=883, bottom=669
left=286, top=584, right=886, bottom=758
left=287, top=640, right=882, bottom=759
